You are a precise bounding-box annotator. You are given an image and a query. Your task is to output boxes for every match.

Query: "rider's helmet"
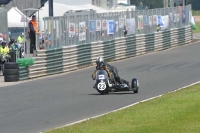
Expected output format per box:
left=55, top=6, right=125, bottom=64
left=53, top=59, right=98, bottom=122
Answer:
left=2, top=41, right=6, bottom=48
left=96, top=56, right=104, bottom=65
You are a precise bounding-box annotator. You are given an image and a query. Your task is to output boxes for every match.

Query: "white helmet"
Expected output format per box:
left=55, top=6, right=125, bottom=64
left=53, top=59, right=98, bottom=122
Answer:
left=96, top=56, right=104, bottom=65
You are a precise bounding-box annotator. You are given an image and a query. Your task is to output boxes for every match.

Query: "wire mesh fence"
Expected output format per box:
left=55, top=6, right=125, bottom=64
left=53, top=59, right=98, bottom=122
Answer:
left=40, top=4, right=192, bottom=50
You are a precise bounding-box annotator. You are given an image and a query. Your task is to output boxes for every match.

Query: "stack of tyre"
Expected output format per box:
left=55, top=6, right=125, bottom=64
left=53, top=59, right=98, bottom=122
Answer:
left=3, top=62, right=19, bottom=82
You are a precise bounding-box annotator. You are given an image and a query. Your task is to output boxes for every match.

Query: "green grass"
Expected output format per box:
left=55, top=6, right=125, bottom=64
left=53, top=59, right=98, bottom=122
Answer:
left=44, top=84, right=200, bottom=133
left=192, top=10, right=200, bottom=16
left=193, top=22, right=200, bottom=33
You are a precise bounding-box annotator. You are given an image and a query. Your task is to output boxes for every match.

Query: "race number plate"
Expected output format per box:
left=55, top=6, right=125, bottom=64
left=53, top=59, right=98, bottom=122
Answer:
left=98, top=75, right=105, bottom=79
left=97, top=82, right=106, bottom=90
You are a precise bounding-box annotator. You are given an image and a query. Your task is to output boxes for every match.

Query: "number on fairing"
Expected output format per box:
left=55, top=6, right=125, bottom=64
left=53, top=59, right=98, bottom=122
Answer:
left=98, top=83, right=106, bottom=90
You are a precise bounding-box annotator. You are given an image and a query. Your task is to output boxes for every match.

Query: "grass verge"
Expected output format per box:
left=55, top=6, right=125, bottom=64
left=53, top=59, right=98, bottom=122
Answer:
left=192, top=10, right=200, bottom=16
left=193, top=22, right=200, bottom=33
left=45, top=83, right=200, bottom=133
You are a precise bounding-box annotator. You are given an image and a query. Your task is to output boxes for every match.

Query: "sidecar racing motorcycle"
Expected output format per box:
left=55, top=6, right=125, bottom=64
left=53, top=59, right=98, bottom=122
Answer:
left=93, top=70, right=139, bottom=95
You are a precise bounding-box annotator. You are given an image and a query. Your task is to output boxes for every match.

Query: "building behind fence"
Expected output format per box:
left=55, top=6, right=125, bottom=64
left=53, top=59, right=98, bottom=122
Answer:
left=39, top=5, right=192, bottom=50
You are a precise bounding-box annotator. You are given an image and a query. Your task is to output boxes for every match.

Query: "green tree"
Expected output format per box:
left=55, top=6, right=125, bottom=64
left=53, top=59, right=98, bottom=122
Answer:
left=187, top=0, right=200, bottom=10
left=130, top=0, right=163, bottom=9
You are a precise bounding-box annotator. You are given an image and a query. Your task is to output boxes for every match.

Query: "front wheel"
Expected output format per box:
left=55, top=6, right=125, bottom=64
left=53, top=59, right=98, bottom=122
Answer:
left=96, top=82, right=108, bottom=95
left=131, top=78, right=139, bottom=93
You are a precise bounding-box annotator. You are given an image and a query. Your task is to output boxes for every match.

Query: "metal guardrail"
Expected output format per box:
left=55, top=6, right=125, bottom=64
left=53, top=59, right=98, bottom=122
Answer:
left=18, top=26, right=192, bottom=80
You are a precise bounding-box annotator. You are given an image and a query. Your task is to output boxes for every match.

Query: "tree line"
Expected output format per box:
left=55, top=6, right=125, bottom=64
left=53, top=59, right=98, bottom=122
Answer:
left=130, top=0, right=200, bottom=10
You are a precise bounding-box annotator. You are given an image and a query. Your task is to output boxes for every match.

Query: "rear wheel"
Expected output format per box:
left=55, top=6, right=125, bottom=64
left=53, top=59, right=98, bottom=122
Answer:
left=131, top=78, right=139, bottom=93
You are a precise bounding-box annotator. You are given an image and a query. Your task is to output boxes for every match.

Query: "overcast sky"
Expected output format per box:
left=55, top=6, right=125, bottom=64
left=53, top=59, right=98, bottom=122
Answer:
left=54, top=0, right=91, bottom=5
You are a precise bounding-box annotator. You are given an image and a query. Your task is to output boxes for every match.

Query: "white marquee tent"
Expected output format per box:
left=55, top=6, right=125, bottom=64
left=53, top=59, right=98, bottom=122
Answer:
left=7, top=7, right=31, bottom=28
left=35, top=2, right=108, bottom=31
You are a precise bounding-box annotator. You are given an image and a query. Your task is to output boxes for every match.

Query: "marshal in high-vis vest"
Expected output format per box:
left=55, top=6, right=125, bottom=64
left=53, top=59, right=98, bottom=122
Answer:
left=28, top=15, right=39, bottom=54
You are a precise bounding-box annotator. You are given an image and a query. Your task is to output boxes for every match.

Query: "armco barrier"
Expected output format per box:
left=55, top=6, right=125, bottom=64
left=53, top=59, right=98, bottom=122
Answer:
left=18, top=26, right=192, bottom=80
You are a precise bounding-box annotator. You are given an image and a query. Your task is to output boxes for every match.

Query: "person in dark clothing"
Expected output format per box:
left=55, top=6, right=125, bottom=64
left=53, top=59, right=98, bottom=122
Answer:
left=8, top=37, right=15, bottom=49
left=92, top=57, right=131, bottom=88
left=29, top=15, right=39, bottom=54
left=124, top=26, right=127, bottom=37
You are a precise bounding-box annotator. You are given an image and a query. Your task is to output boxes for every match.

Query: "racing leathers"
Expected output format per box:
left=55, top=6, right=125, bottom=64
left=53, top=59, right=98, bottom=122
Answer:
left=104, top=61, right=130, bottom=86
left=92, top=64, right=112, bottom=80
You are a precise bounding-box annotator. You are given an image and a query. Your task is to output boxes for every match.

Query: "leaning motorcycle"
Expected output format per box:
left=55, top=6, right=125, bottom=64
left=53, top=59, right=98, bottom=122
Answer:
left=94, top=70, right=139, bottom=95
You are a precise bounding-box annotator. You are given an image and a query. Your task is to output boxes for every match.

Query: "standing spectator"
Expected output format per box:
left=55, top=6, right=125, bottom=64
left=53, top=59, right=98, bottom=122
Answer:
left=157, top=24, right=161, bottom=32
left=17, top=33, right=24, bottom=44
left=124, top=26, right=127, bottom=37
left=28, top=15, right=39, bottom=55
left=137, top=2, right=144, bottom=10
left=174, top=3, right=176, bottom=7
left=11, top=40, right=20, bottom=58
left=8, top=37, right=15, bottom=49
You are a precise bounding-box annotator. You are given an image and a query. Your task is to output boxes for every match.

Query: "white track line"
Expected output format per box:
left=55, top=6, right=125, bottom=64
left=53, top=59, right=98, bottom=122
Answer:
left=41, top=80, right=200, bottom=133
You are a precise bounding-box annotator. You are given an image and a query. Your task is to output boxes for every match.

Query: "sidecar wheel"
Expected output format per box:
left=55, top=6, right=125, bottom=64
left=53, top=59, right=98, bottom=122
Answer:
left=132, top=78, right=139, bottom=93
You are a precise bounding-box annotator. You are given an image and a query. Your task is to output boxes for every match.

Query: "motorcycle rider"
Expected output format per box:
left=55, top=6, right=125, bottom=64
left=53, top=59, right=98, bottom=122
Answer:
left=92, top=57, right=131, bottom=87
left=0, top=41, right=10, bottom=70
left=92, top=57, right=112, bottom=80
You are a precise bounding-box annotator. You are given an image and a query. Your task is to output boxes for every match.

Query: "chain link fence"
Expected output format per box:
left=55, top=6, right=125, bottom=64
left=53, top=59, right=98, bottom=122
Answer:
left=40, top=4, right=192, bottom=50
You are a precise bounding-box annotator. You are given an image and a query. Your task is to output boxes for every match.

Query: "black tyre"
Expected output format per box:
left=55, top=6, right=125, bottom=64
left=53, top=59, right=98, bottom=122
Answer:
left=4, top=62, right=18, bottom=69
left=131, top=78, right=139, bottom=93
left=4, top=69, right=19, bottom=75
left=4, top=75, right=19, bottom=82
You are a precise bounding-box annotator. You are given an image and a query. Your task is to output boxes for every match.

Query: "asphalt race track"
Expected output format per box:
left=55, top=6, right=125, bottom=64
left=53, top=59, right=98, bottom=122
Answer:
left=1, top=42, right=200, bottom=133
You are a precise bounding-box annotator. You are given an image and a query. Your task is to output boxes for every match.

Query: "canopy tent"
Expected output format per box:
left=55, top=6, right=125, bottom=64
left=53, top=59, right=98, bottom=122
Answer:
left=7, top=7, right=31, bottom=28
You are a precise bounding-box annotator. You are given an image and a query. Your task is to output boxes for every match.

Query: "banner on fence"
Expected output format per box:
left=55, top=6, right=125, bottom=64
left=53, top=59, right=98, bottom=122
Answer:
left=138, top=15, right=143, bottom=29
left=161, top=15, right=169, bottom=30
left=96, top=20, right=101, bottom=31
left=119, top=18, right=124, bottom=28
left=144, top=15, right=149, bottom=25
left=157, top=15, right=164, bottom=26
left=69, top=23, right=75, bottom=37
left=79, top=21, right=86, bottom=41
left=102, top=20, right=107, bottom=30
left=126, top=18, right=135, bottom=35
left=153, top=15, right=157, bottom=25
left=107, top=20, right=114, bottom=34
left=90, top=20, right=95, bottom=32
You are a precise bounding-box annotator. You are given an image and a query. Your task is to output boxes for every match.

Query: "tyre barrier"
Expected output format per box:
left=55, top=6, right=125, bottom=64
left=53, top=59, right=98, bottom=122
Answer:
left=4, top=62, right=19, bottom=82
